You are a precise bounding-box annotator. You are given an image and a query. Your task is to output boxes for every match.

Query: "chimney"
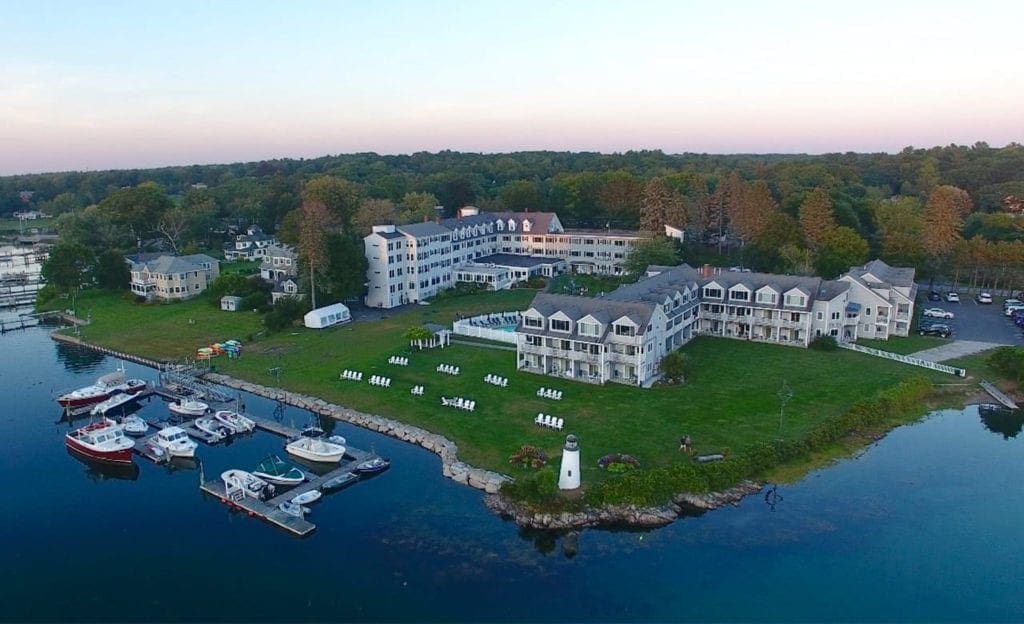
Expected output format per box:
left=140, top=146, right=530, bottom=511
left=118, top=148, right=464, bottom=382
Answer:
left=456, top=209, right=462, bottom=221
left=435, top=214, right=441, bottom=224
left=702, top=264, right=712, bottom=279
left=423, top=214, right=429, bottom=223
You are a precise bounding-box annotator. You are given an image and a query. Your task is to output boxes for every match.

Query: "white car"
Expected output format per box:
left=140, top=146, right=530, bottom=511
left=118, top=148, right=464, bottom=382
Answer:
left=976, top=292, right=993, bottom=304
left=1003, top=298, right=1022, bottom=311
left=923, top=308, right=955, bottom=319
left=946, top=292, right=960, bottom=303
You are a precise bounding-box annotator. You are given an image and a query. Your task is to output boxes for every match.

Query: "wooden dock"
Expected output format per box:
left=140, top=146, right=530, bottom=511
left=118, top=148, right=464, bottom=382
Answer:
left=980, top=380, right=1019, bottom=410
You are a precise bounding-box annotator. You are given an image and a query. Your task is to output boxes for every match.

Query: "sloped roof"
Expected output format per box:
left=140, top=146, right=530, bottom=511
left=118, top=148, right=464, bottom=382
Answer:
left=848, top=259, right=916, bottom=288
left=396, top=221, right=450, bottom=238
left=523, top=292, right=656, bottom=330
left=130, top=253, right=216, bottom=275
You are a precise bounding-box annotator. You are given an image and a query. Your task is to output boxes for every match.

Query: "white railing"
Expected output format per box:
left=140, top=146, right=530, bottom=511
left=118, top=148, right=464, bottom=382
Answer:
left=452, top=311, right=522, bottom=345
left=837, top=342, right=966, bottom=377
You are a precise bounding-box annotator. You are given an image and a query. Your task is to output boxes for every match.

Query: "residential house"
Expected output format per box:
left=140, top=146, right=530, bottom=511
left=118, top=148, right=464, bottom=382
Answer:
left=128, top=253, right=220, bottom=301
left=224, top=224, right=277, bottom=261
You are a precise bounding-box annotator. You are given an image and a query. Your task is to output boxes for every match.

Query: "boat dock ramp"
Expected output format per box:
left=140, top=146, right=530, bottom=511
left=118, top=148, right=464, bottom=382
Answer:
left=134, top=383, right=380, bottom=537
left=980, top=380, right=1019, bottom=410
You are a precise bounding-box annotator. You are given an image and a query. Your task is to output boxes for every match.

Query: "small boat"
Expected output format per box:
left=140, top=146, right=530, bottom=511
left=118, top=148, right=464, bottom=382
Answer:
left=221, top=469, right=275, bottom=501
left=300, top=425, right=325, bottom=438
left=121, top=415, right=149, bottom=436
left=214, top=410, right=255, bottom=433
left=64, top=417, right=135, bottom=464
left=152, top=426, right=198, bottom=458
left=353, top=457, right=391, bottom=475
left=252, top=455, right=305, bottom=485
left=277, top=501, right=310, bottom=518
left=327, top=435, right=346, bottom=446
left=320, top=472, right=357, bottom=492
left=90, top=391, right=140, bottom=416
left=290, top=489, right=322, bottom=505
left=57, top=369, right=147, bottom=408
left=168, top=399, right=208, bottom=417
left=194, top=416, right=231, bottom=442
left=285, top=437, right=345, bottom=463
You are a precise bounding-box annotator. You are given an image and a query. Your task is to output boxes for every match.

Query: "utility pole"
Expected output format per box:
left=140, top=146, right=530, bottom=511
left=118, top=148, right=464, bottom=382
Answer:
left=777, top=380, right=793, bottom=437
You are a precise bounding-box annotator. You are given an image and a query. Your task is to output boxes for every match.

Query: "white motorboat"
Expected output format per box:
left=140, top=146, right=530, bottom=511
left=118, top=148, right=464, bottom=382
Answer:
left=90, top=391, right=140, bottom=416
left=194, top=416, right=231, bottom=442
left=290, top=489, right=322, bottom=505
left=221, top=469, right=275, bottom=501
left=121, top=415, right=149, bottom=436
left=152, top=426, right=198, bottom=458
left=285, top=436, right=345, bottom=463
left=327, top=435, right=346, bottom=446
left=168, top=399, right=208, bottom=417
left=214, top=410, right=255, bottom=433
left=252, top=455, right=305, bottom=485
left=277, top=501, right=310, bottom=518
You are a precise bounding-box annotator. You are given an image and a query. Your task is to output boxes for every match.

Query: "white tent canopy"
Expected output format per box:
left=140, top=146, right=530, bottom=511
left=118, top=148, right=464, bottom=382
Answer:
left=304, top=303, right=351, bottom=329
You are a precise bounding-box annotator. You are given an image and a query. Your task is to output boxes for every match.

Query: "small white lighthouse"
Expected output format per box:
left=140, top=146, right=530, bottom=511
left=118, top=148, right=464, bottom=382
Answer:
left=558, top=434, right=581, bottom=490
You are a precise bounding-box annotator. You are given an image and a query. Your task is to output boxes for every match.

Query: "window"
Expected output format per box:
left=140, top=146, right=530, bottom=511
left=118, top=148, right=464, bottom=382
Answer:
left=866, top=307, right=872, bottom=316
left=703, top=287, right=722, bottom=299
left=551, top=319, right=570, bottom=332
left=817, top=312, right=824, bottom=320
left=784, top=294, right=806, bottom=307
left=578, top=321, right=599, bottom=337
left=614, top=324, right=635, bottom=337
left=756, top=291, right=776, bottom=304
left=730, top=289, right=749, bottom=301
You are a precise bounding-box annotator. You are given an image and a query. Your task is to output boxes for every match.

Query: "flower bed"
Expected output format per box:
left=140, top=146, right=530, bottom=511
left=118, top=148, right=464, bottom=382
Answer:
left=509, top=445, right=548, bottom=469
left=598, top=453, right=640, bottom=473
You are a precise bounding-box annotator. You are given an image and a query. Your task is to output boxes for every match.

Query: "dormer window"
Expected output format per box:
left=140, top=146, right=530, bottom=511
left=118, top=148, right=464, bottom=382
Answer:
left=550, top=319, right=570, bottom=332
left=703, top=287, right=723, bottom=299
left=578, top=321, right=600, bottom=337
left=756, top=290, right=777, bottom=304
left=522, top=220, right=532, bottom=233
left=524, top=315, right=543, bottom=329
left=784, top=293, right=807, bottom=307
left=729, top=289, right=749, bottom=301
left=508, top=219, right=516, bottom=231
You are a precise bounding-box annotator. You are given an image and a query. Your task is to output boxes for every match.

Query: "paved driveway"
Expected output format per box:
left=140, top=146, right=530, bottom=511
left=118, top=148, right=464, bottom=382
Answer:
left=922, top=292, right=1024, bottom=346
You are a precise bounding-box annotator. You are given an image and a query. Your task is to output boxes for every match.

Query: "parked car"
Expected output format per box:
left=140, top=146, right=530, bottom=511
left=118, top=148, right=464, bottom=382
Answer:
left=919, top=324, right=952, bottom=338
left=946, top=292, right=960, bottom=303
left=1003, top=298, right=1023, bottom=311
left=923, top=307, right=955, bottom=319
left=977, top=292, right=993, bottom=304
left=1005, top=305, right=1024, bottom=317
left=927, top=291, right=942, bottom=301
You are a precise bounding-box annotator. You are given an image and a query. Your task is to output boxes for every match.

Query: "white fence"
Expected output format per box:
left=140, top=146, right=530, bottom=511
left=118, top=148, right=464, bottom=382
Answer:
left=452, top=311, right=522, bottom=345
left=837, top=341, right=966, bottom=377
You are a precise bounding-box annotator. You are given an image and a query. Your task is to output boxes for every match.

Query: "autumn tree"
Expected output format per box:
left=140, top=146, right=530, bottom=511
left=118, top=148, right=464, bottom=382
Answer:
left=733, top=180, right=778, bottom=243
left=639, top=178, right=683, bottom=234
left=298, top=200, right=338, bottom=310
left=351, top=198, right=397, bottom=236
left=923, top=185, right=973, bottom=279
left=798, top=188, right=837, bottom=252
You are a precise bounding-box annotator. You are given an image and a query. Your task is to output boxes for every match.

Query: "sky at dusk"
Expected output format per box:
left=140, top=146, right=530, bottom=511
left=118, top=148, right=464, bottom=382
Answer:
left=2, top=0, right=1022, bottom=174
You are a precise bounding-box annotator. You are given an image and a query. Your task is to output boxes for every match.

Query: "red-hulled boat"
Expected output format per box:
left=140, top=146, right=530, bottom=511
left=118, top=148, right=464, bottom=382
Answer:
left=56, top=370, right=147, bottom=409
left=65, top=417, right=135, bottom=464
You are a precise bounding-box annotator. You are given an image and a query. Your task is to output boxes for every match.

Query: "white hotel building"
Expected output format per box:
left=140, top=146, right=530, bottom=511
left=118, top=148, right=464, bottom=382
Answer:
left=364, top=207, right=644, bottom=309
left=516, top=260, right=917, bottom=387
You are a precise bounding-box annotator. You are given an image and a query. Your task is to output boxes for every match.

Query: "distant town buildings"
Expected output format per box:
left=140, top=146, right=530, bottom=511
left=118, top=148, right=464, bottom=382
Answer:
left=12, top=210, right=48, bottom=220
left=515, top=260, right=916, bottom=388
left=127, top=253, right=220, bottom=301
left=364, top=207, right=644, bottom=309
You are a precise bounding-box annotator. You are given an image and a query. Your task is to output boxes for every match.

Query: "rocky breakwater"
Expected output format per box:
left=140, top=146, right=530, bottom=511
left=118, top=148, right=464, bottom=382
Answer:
left=484, top=480, right=764, bottom=530
left=203, top=373, right=510, bottom=495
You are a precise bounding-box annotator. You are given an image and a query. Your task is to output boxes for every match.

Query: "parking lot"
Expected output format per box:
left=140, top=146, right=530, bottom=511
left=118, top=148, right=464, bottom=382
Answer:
left=921, top=288, right=1024, bottom=346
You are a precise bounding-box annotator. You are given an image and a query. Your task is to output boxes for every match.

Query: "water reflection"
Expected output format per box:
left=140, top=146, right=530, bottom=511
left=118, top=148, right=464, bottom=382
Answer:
left=67, top=448, right=141, bottom=482
left=979, top=404, right=1024, bottom=440
left=53, top=341, right=105, bottom=372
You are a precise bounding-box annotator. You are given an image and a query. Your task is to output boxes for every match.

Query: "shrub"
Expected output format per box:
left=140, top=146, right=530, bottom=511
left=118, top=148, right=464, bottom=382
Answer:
left=508, top=445, right=548, bottom=469
left=810, top=335, right=838, bottom=351
left=524, top=276, right=547, bottom=289
left=987, top=347, right=1024, bottom=382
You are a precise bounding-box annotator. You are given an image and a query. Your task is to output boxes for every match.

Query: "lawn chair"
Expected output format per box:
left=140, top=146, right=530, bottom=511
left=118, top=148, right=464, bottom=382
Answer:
left=356, top=372, right=363, bottom=381
left=469, top=401, right=475, bottom=411
left=555, top=418, right=564, bottom=430
left=384, top=378, right=391, bottom=388
left=500, top=378, right=507, bottom=387
left=535, top=413, right=544, bottom=425
left=537, top=387, right=545, bottom=397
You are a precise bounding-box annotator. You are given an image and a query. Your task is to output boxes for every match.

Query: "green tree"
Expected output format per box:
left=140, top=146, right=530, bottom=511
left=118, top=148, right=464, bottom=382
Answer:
left=624, top=236, right=681, bottom=276
left=397, top=192, right=439, bottom=223
left=40, top=192, right=82, bottom=217
left=639, top=178, right=683, bottom=234
left=41, top=241, right=94, bottom=294
left=874, top=197, right=926, bottom=268
left=298, top=200, right=338, bottom=309
left=351, top=198, right=397, bottom=236
left=95, top=182, right=172, bottom=239
left=815, top=226, right=870, bottom=278
left=499, top=180, right=542, bottom=211
left=302, top=176, right=362, bottom=229
left=319, top=233, right=369, bottom=302
left=91, top=249, right=129, bottom=290
left=659, top=350, right=690, bottom=383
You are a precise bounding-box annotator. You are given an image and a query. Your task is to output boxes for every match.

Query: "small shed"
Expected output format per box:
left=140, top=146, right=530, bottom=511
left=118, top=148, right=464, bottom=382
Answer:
left=304, top=303, right=351, bottom=329
left=220, top=295, right=243, bottom=312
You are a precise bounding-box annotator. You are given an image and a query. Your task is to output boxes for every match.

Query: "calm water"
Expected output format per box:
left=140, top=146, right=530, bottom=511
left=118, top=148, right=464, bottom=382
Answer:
left=2, top=310, right=1023, bottom=622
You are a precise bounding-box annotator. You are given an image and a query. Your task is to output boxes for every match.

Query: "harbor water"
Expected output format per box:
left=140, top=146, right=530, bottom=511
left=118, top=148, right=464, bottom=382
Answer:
left=2, top=310, right=1023, bottom=622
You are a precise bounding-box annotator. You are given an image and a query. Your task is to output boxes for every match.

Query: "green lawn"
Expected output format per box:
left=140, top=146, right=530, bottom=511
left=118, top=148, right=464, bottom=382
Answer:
left=548, top=273, right=627, bottom=297
left=55, top=288, right=953, bottom=489
left=219, top=260, right=262, bottom=276
left=857, top=333, right=948, bottom=354
left=0, top=218, right=54, bottom=233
